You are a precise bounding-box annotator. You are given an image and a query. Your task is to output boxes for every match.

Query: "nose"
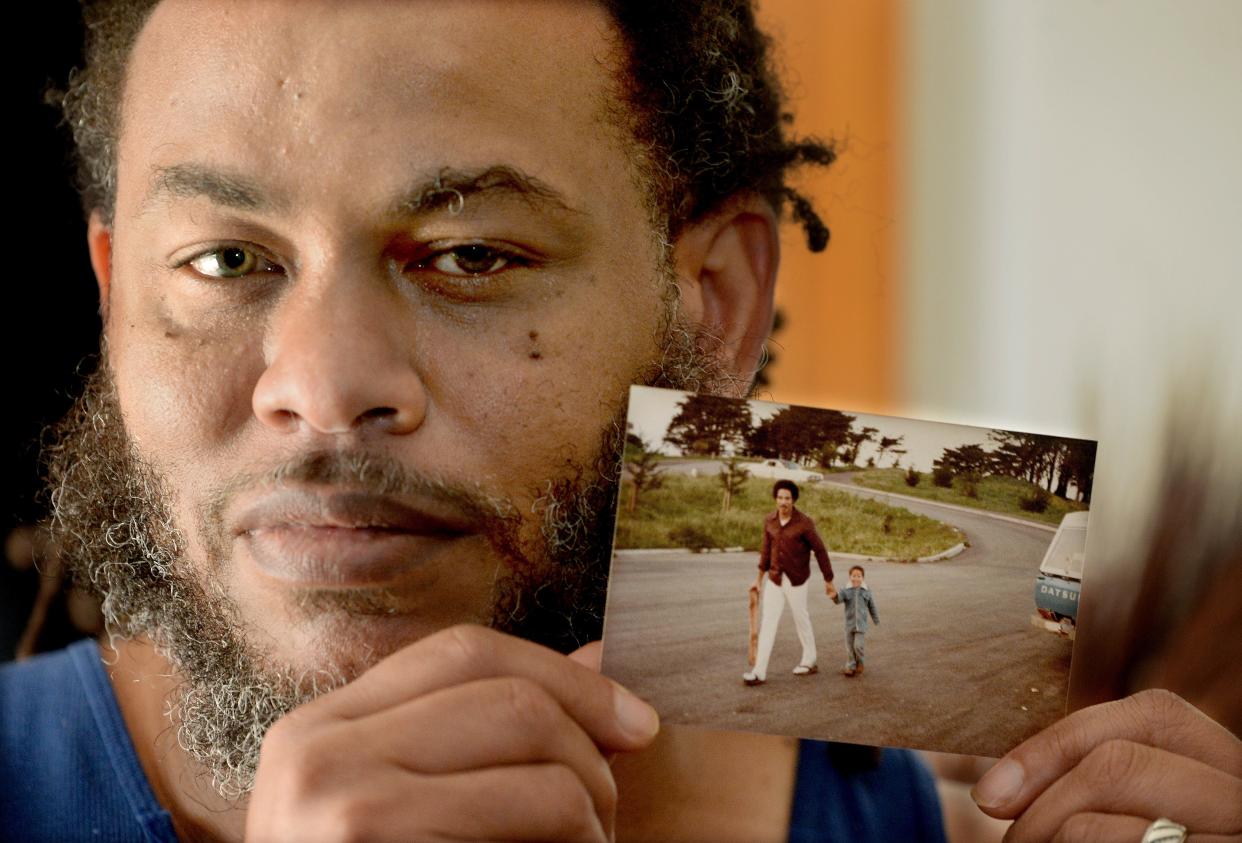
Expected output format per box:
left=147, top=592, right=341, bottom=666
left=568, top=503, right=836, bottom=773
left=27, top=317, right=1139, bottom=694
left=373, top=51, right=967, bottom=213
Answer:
left=252, top=272, right=427, bottom=436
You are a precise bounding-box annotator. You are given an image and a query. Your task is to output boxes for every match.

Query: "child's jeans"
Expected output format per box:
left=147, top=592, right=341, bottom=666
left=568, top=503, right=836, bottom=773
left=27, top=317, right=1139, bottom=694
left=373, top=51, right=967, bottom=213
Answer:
left=846, top=630, right=865, bottom=670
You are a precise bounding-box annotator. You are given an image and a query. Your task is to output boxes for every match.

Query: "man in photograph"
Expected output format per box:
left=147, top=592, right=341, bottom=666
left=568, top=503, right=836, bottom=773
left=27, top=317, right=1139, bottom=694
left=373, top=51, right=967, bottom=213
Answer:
left=2, top=1, right=1238, bottom=841
left=744, top=480, right=837, bottom=686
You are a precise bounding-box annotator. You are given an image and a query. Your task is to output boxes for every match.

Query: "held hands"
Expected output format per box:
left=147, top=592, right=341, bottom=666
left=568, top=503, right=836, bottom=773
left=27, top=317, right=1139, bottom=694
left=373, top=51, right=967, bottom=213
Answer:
left=972, top=689, right=1242, bottom=842
left=245, top=626, right=660, bottom=843
left=824, top=581, right=837, bottom=600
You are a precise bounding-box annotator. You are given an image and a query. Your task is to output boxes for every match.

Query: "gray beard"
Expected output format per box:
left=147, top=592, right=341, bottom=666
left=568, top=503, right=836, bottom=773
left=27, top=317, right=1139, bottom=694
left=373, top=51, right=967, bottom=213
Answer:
left=42, top=309, right=728, bottom=800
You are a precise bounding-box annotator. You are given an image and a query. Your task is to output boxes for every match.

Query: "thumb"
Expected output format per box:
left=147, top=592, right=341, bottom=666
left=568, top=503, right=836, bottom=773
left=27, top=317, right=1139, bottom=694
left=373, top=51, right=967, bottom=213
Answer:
left=568, top=640, right=603, bottom=672
left=568, top=641, right=625, bottom=766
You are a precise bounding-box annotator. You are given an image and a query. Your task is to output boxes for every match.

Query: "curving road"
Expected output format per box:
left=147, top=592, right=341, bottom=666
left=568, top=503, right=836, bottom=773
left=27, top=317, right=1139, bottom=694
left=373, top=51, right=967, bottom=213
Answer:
left=601, top=475, right=1074, bottom=758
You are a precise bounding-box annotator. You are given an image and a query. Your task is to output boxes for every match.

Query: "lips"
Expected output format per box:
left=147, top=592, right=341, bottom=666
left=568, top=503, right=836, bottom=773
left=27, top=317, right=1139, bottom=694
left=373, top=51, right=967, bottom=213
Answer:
left=233, top=489, right=477, bottom=586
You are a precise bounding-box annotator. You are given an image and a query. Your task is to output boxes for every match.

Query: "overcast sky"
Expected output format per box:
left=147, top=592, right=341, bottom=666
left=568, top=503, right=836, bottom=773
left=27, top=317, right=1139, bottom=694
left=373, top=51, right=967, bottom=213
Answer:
left=627, top=385, right=1041, bottom=471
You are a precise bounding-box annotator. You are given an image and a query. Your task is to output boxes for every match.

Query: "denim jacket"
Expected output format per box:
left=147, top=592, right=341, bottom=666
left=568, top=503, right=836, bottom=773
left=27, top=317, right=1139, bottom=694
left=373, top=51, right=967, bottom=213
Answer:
left=832, top=585, right=880, bottom=632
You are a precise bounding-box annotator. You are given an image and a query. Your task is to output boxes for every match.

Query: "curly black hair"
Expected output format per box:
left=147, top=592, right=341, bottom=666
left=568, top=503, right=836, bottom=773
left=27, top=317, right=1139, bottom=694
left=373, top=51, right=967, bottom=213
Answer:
left=604, top=0, right=836, bottom=250
left=54, top=0, right=835, bottom=250
left=772, top=479, right=800, bottom=501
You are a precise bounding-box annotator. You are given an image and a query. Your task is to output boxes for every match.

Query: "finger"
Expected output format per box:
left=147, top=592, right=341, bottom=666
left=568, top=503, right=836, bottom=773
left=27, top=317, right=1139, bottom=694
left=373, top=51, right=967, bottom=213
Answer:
left=563, top=641, right=622, bottom=766
left=1049, top=813, right=1239, bottom=843
left=314, top=624, right=659, bottom=751
left=974, top=689, right=1242, bottom=817
left=416, top=764, right=611, bottom=843
left=1001, top=741, right=1242, bottom=843
left=568, top=640, right=603, bottom=672
left=273, top=764, right=610, bottom=843
left=923, top=751, right=997, bottom=784
left=353, top=676, right=616, bottom=825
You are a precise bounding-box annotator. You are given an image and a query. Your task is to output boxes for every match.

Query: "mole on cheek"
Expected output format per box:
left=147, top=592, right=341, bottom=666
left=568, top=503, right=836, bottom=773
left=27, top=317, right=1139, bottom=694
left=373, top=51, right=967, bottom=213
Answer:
left=155, top=302, right=186, bottom=342
left=527, top=329, right=542, bottom=361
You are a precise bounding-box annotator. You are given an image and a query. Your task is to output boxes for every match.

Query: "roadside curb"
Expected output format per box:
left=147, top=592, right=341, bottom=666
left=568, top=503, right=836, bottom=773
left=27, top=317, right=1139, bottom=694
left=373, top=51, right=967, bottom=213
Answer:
left=614, top=542, right=967, bottom=563
left=824, top=481, right=1058, bottom=533
left=917, top=541, right=967, bottom=562
left=614, top=546, right=745, bottom=556
left=826, top=541, right=967, bottom=564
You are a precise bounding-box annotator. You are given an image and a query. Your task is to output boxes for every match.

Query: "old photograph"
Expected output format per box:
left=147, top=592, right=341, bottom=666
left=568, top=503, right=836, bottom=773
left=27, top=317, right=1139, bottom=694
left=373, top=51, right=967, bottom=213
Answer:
left=603, top=385, right=1098, bottom=757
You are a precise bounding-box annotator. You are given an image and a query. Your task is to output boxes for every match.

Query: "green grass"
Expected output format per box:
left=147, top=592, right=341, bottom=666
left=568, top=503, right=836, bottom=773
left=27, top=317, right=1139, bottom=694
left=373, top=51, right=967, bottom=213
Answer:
left=615, top=475, right=962, bottom=559
left=849, top=468, right=1089, bottom=527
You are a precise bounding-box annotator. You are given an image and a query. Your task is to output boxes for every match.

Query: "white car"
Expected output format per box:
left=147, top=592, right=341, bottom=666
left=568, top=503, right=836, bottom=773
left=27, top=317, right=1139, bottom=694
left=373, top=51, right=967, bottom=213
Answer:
left=1030, top=511, right=1089, bottom=639
left=739, top=458, right=824, bottom=483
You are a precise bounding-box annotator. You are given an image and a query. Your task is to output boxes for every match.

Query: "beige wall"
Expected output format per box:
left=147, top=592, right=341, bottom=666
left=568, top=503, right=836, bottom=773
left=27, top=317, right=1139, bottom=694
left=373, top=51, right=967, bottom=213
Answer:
left=903, top=0, right=1242, bottom=435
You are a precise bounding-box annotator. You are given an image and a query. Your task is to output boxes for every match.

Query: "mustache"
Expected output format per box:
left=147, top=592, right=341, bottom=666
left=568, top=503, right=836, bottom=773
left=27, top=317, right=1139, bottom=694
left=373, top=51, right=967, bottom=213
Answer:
left=198, top=450, right=517, bottom=559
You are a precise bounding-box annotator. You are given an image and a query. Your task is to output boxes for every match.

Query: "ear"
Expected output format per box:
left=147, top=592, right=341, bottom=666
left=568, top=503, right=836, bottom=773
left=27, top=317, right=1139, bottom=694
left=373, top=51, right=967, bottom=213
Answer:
left=671, top=195, right=780, bottom=394
left=87, top=210, right=113, bottom=322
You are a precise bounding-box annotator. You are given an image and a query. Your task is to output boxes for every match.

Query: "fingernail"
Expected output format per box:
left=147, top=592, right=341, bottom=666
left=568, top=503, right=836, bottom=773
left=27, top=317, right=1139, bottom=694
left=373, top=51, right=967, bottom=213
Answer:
left=612, top=684, right=660, bottom=742
left=971, top=759, right=1024, bottom=809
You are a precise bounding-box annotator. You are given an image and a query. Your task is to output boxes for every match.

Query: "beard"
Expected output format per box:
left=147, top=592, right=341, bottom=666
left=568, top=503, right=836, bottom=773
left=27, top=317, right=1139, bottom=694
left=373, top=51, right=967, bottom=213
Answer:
left=42, top=297, right=728, bottom=800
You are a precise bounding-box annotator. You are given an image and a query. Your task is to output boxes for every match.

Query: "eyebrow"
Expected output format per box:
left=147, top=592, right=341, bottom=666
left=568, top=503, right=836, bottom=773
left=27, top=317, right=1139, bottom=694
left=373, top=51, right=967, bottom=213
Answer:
left=139, top=162, right=579, bottom=220
left=142, top=163, right=283, bottom=214
left=390, top=166, right=580, bottom=218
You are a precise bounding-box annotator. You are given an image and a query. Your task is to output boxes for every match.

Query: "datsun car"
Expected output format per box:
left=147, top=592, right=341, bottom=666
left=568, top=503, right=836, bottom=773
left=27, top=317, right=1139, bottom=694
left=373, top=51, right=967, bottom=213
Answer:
left=1031, top=510, right=1089, bottom=639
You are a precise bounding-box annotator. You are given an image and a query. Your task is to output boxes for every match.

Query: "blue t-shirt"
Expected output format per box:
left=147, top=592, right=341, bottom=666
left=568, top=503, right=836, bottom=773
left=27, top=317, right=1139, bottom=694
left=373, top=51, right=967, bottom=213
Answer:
left=2, top=641, right=946, bottom=842
left=0, top=640, right=177, bottom=842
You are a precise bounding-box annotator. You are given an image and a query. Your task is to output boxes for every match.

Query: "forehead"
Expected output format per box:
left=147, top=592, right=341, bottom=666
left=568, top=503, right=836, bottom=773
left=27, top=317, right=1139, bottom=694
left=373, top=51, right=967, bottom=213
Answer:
left=118, top=0, right=630, bottom=217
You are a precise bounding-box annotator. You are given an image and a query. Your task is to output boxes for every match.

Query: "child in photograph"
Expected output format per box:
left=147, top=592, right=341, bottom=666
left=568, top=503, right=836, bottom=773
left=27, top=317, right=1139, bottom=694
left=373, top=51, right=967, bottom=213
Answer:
left=833, top=565, right=880, bottom=676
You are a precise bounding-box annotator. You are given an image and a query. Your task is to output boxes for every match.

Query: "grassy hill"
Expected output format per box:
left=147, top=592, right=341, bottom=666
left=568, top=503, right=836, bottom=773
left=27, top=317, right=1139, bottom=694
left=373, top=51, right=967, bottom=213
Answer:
left=615, top=474, right=962, bottom=559
left=849, top=468, right=1088, bottom=527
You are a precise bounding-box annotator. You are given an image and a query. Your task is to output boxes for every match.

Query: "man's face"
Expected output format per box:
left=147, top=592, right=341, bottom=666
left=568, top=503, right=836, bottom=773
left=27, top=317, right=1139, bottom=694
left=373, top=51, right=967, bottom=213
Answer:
left=94, top=1, right=705, bottom=674
left=775, top=489, right=795, bottom=514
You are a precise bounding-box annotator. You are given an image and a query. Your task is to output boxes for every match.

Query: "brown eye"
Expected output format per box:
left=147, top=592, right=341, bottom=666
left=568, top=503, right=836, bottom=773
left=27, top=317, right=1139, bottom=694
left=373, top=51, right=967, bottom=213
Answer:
left=429, top=245, right=510, bottom=276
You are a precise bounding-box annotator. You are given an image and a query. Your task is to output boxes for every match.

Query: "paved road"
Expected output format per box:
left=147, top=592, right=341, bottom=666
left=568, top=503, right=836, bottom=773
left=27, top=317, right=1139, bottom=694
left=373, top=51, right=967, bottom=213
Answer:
left=602, top=485, right=1073, bottom=757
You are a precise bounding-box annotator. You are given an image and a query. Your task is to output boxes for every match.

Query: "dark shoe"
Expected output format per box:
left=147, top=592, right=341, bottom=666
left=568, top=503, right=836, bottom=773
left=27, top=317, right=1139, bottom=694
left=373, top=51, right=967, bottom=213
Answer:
left=855, top=664, right=864, bottom=675
left=742, top=671, right=766, bottom=686
left=792, top=664, right=818, bottom=676
left=841, top=668, right=856, bottom=677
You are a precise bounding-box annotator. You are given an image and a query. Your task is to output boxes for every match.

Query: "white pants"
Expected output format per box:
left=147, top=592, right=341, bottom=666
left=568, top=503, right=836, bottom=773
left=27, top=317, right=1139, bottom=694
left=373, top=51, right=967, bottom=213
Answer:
left=753, top=576, right=816, bottom=680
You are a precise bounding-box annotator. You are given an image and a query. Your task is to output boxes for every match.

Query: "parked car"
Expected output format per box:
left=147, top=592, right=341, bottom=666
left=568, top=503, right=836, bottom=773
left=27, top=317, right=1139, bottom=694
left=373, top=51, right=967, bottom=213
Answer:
left=1030, top=510, right=1089, bottom=639
left=740, top=458, right=824, bottom=483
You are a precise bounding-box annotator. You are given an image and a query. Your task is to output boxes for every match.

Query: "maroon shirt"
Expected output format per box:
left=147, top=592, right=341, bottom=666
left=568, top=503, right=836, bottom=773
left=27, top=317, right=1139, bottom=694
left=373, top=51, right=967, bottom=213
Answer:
left=759, top=507, right=834, bottom=587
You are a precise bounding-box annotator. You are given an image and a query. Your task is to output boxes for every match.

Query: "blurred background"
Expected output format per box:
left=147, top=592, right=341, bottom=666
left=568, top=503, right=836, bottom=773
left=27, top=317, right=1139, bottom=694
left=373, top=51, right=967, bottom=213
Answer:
left=5, top=2, right=1240, bottom=840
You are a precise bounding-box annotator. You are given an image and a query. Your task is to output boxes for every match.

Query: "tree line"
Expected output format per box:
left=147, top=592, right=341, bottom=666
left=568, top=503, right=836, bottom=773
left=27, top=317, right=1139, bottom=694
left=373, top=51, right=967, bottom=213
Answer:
left=933, top=432, right=1096, bottom=503
left=662, top=395, right=908, bottom=469
left=630, top=395, right=1098, bottom=510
